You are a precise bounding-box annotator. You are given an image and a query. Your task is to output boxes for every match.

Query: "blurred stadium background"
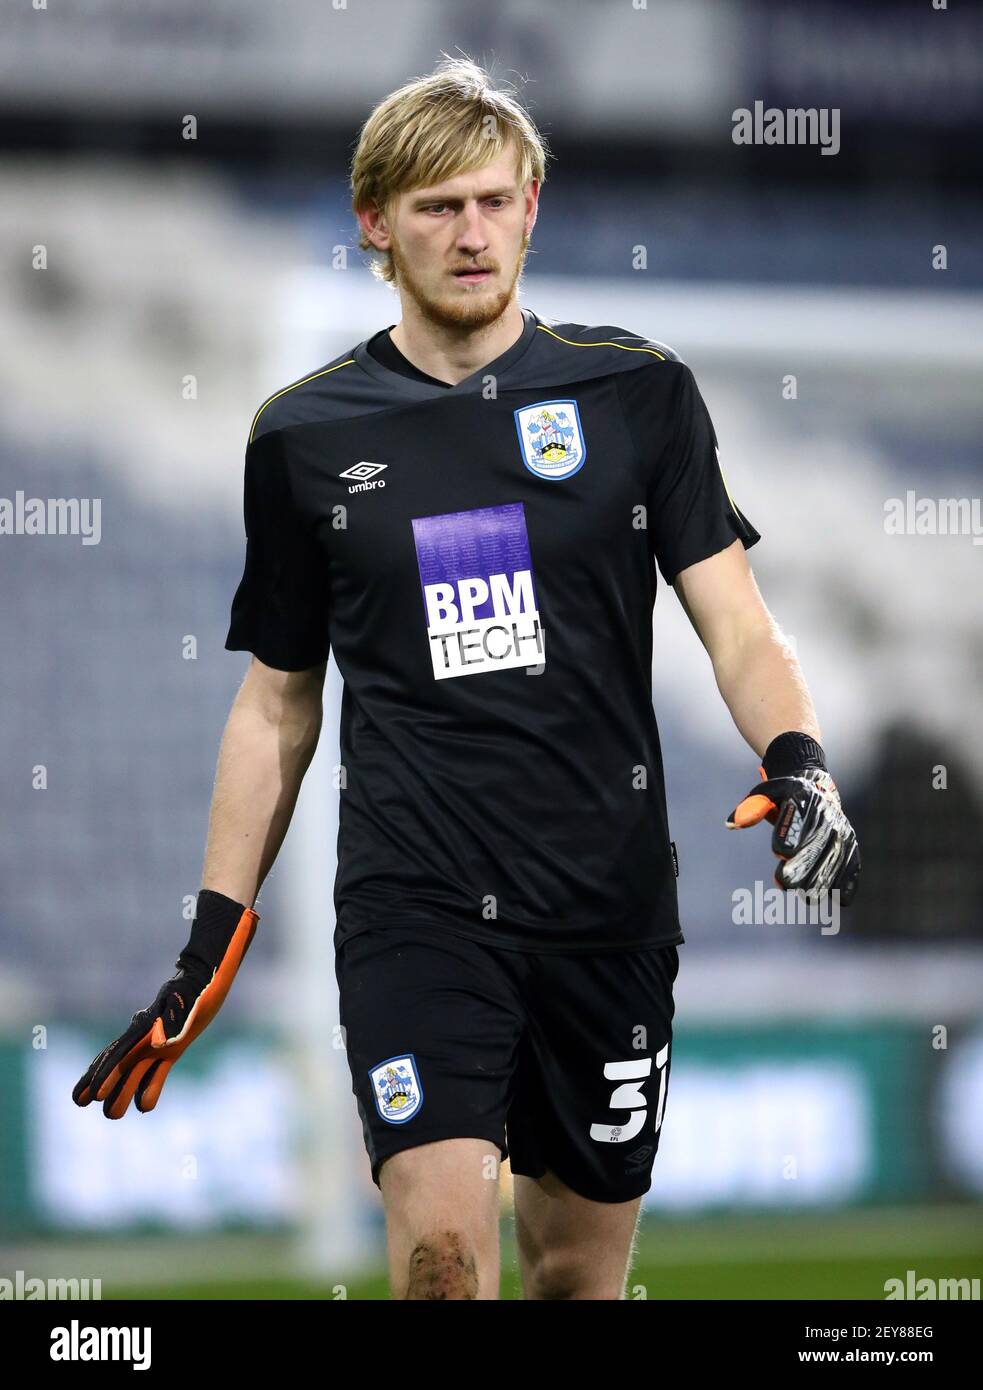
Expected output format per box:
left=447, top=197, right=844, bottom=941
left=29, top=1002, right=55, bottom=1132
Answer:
left=1, top=0, right=982, bottom=1300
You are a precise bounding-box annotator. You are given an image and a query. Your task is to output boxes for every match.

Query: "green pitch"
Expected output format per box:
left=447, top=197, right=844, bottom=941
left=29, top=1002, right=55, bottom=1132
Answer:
left=112, top=1253, right=980, bottom=1302
left=101, top=1207, right=983, bottom=1301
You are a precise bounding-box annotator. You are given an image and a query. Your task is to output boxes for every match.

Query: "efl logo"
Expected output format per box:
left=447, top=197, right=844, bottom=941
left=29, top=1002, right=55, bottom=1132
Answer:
left=411, top=502, right=545, bottom=681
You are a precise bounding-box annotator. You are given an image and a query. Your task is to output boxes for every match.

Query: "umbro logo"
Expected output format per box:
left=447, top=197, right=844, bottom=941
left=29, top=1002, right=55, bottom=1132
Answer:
left=624, top=1143, right=654, bottom=1174
left=339, top=461, right=388, bottom=493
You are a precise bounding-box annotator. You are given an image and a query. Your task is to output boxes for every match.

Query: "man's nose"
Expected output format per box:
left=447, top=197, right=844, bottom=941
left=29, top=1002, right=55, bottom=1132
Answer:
left=455, top=203, right=488, bottom=253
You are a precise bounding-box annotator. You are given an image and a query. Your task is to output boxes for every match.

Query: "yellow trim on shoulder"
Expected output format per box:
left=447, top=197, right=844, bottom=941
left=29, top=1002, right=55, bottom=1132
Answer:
left=536, top=324, right=666, bottom=360
left=713, top=446, right=742, bottom=519
left=535, top=326, right=747, bottom=517
left=248, top=359, right=357, bottom=444
left=718, top=464, right=740, bottom=516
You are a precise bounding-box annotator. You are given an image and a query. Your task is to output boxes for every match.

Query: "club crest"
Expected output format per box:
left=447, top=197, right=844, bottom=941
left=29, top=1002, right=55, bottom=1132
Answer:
left=514, top=399, right=586, bottom=481
left=369, top=1054, right=423, bottom=1124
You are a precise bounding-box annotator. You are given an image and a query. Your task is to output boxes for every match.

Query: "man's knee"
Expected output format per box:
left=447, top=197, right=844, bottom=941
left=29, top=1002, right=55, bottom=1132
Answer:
left=524, top=1250, right=623, bottom=1301
left=405, top=1228, right=480, bottom=1300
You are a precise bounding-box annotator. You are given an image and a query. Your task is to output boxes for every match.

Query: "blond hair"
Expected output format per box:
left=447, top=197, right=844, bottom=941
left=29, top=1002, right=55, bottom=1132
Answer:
left=351, top=55, right=549, bottom=284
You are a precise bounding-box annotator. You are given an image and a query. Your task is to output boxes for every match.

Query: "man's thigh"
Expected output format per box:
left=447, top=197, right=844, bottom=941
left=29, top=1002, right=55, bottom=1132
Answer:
left=336, top=923, right=530, bottom=1295
left=508, top=943, right=681, bottom=1216
left=381, top=1137, right=503, bottom=1299
left=337, top=923, right=528, bottom=1180
left=508, top=942, right=680, bottom=1298
left=513, top=1169, right=643, bottom=1300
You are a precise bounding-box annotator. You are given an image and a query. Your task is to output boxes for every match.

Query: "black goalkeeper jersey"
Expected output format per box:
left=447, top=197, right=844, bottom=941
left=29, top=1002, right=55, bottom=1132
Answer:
left=226, top=307, right=759, bottom=953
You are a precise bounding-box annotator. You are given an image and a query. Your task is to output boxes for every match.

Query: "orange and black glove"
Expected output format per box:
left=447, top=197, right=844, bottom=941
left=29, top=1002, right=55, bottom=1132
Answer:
left=727, top=732, right=861, bottom=905
left=72, top=889, right=258, bottom=1119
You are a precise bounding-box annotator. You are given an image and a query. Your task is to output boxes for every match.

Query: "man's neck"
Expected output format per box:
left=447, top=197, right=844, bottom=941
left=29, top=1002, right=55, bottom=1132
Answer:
left=388, top=300, right=525, bottom=386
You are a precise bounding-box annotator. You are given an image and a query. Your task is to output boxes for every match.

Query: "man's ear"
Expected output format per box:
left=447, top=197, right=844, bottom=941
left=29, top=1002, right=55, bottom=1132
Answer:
left=524, top=178, right=540, bottom=237
left=358, top=201, right=392, bottom=252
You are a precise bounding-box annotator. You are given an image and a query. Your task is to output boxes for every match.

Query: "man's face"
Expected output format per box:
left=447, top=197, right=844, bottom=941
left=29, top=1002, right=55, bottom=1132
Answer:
left=374, top=147, right=538, bottom=332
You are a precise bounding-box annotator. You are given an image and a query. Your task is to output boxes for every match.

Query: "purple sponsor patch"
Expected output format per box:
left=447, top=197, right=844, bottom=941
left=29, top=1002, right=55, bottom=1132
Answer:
left=412, top=502, right=536, bottom=625
left=411, top=503, right=545, bottom=680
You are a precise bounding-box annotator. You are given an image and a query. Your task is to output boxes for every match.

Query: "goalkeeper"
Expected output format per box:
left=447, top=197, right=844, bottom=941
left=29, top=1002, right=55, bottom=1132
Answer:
left=72, top=53, right=862, bottom=1300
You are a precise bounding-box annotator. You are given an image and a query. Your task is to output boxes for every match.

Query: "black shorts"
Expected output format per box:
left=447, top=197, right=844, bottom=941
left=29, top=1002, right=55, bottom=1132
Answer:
left=335, top=923, right=681, bottom=1204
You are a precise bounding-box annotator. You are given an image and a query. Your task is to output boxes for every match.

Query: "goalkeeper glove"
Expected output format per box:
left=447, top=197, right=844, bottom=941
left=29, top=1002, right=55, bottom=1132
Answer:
left=726, top=732, right=861, bottom=905
left=72, top=889, right=258, bottom=1119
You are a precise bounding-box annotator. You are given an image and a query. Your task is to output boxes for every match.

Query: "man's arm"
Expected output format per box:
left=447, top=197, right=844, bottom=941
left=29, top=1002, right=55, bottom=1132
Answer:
left=73, top=654, right=326, bottom=1118
left=673, top=538, right=816, bottom=758
left=202, top=654, right=327, bottom=907
left=674, top=538, right=860, bottom=904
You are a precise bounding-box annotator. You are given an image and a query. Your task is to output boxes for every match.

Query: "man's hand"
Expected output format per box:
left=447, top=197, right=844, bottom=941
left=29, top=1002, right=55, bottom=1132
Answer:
left=726, top=732, right=861, bottom=906
left=73, top=890, right=258, bottom=1119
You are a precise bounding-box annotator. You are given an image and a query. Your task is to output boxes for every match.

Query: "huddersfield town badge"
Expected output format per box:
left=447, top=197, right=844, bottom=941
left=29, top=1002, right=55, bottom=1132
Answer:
left=370, top=1054, right=423, bottom=1124
left=514, top=399, right=586, bottom=481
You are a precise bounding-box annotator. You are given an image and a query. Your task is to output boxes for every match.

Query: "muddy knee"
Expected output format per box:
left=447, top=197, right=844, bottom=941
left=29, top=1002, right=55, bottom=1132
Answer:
left=405, top=1229, right=479, bottom=1300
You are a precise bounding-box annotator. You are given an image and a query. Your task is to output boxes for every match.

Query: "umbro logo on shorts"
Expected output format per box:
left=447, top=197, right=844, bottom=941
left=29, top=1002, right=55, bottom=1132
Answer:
left=340, top=461, right=388, bottom=493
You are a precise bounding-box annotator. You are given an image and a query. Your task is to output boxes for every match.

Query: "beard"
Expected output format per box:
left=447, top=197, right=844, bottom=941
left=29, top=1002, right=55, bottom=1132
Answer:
left=390, top=230, right=530, bottom=333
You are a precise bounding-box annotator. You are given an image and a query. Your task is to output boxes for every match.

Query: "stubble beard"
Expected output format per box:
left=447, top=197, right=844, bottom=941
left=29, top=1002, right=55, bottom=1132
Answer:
left=391, top=231, right=530, bottom=334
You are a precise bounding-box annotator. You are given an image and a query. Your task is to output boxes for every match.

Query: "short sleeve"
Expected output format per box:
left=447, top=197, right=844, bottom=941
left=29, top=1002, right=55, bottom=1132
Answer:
left=630, top=363, right=759, bottom=586
left=225, top=429, right=331, bottom=671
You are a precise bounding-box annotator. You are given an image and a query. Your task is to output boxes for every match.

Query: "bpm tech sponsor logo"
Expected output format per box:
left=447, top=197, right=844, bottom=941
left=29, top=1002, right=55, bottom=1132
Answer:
left=411, top=502, right=545, bottom=681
